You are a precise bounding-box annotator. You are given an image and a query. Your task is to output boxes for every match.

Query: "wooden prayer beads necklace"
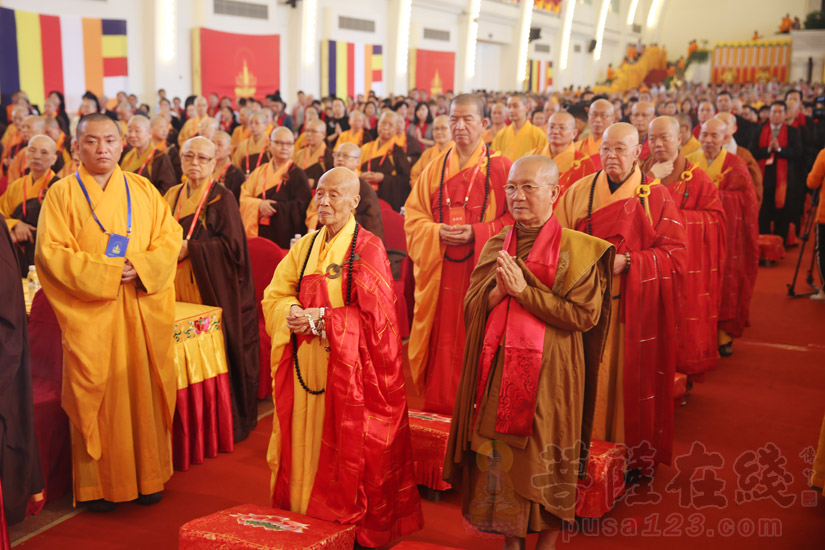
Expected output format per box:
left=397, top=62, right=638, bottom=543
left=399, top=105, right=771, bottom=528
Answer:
left=291, top=223, right=360, bottom=395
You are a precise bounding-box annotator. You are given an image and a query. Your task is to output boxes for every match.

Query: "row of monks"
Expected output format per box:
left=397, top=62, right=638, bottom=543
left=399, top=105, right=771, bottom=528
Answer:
left=1, top=86, right=763, bottom=549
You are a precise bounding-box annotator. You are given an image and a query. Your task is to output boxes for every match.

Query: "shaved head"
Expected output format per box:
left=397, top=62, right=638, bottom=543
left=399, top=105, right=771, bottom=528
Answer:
left=703, top=117, right=727, bottom=134
left=127, top=114, right=150, bottom=131
left=699, top=118, right=728, bottom=159
left=308, top=119, right=326, bottom=132
left=318, top=166, right=360, bottom=197
left=270, top=126, right=293, bottom=141
left=549, top=111, right=575, bottom=129
left=648, top=117, right=681, bottom=163
left=715, top=112, right=737, bottom=135
left=511, top=155, right=560, bottom=188
left=630, top=101, right=655, bottom=136
left=589, top=99, right=615, bottom=137
left=25, top=134, right=58, bottom=176
left=182, top=136, right=216, bottom=156
left=450, top=93, right=485, bottom=118
left=333, top=142, right=362, bottom=171
left=601, top=123, right=640, bottom=182
left=336, top=142, right=361, bottom=157
left=604, top=122, right=639, bottom=146
left=506, top=155, right=561, bottom=227
left=649, top=116, right=679, bottom=136
left=212, top=131, right=231, bottom=146
left=77, top=113, right=121, bottom=138
left=315, top=167, right=361, bottom=233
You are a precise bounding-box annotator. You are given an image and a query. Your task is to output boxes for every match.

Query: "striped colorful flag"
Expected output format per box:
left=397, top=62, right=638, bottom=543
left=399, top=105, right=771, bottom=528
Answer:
left=524, top=59, right=553, bottom=93
left=320, top=40, right=383, bottom=99
left=0, top=6, right=128, bottom=111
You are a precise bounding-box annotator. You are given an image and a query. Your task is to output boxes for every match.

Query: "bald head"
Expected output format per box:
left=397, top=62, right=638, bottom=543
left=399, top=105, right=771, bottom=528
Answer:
left=270, top=126, right=293, bottom=142
left=194, top=96, right=208, bottom=117
left=547, top=111, right=577, bottom=151
left=198, top=117, right=219, bottom=139
left=25, top=134, right=58, bottom=177
left=450, top=94, right=485, bottom=119
left=506, top=155, right=561, bottom=227
left=315, top=167, right=361, bottom=233
left=648, top=116, right=681, bottom=163
left=334, top=142, right=362, bottom=171
left=511, top=155, right=559, bottom=188
left=77, top=113, right=121, bottom=139
left=630, top=101, right=655, bottom=136
left=181, top=136, right=217, bottom=186
left=21, top=116, right=45, bottom=141
left=269, top=126, right=295, bottom=162
left=699, top=118, right=728, bottom=160
left=589, top=99, right=615, bottom=137
left=715, top=112, right=737, bottom=136
left=28, top=134, right=57, bottom=153
left=601, top=123, right=640, bottom=182
left=318, top=166, right=360, bottom=196
left=182, top=136, right=216, bottom=156
left=212, top=131, right=232, bottom=162
left=127, top=114, right=150, bottom=132
left=42, top=117, right=61, bottom=141
left=604, top=122, right=639, bottom=146
left=377, top=111, right=399, bottom=141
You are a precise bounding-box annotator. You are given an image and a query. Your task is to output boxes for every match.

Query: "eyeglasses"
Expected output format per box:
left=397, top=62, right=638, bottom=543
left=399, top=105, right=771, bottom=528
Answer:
left=270, top=140, right=295, bottom=147
left=600, top=146, right=632, bottom=157
left=181, top=152, right=214, bottom=164
left=332, top=153, right=360, bottom=161
left=504, top=183, right=552, bottom=196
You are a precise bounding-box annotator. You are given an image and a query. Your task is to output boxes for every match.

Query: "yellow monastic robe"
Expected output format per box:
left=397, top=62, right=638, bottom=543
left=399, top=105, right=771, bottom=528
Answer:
left=681, top=136, right=701, bottom=158
left=294, top=132, right=307, bottom=151
left=686, top=148, right=726, bottom=183
left=1, top=123, right=19, bottom=150
left=482, top=126, right=505, bottom=146
left=334, top=129, right=365, bottom=149
left=577, top=134, right=602, bottom=157
left=410, top=141, right=454, bottom=187
left=553, top=169, right=652, bottom=444
left=231, top=125, right=250, bottom=150
left=163, top=182, right=211, bottom=304
left=34, top=165, right=182, bottom=503
left=491, top=120, right=548, bottom=162
left=262, top=214, right=354, bottom=513
left=7, top=150, right=27, bottom=183
left=238, top=161, right=293, bottom=238
left=530, top=142, right=577, bottom=173
left=120, top=146, right=157, bottom=175
left=232, top=134, right=269, bottom=171
left=177, top=116, right=202, bottom=146
left=359, top=138, right=396, bottom=168
left=293, top=143, right=326, bottom=171
left=0, top=170, right=55, bottom=230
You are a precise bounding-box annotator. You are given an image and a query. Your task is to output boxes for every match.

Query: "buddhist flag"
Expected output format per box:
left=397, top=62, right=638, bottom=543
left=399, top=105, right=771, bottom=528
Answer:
left=408, top=49, right=455, bottom=99
left=525, top=59, right=553, bottom=93
left=193, top=28, right=280, bottom=103
left=0, top=6, right=128, bottom=111
left=320, top=41, right=384, bottom=99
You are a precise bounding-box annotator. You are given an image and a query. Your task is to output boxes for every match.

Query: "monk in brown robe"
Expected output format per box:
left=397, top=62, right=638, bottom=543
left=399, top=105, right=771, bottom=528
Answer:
left=642, top=117, right=726, bottom=378
left=394, top=111, right=423, bottom=166
left=1, top=135, right=59, bottom=275
left=334, top=110, right=367, bottom=149
left=239, top=127, right=312, bottom=249
left=410, top=115, right=453, bottom=186
left=231, top=107, right=251, bottom=150
left=0, top=211, right=45, bottom=526
left=332, top=142, right=384, bottom=241
left=211, top=131, right=245, bottom=203
left=178, top=96, right=208, bottom=146
left=232, top=111, right=271, bottom=176
left=444, top=155, right=613, bottom=549
left=121, top=115, right=177, bottom=194
left=294, top=120, right=332, bottom=189
left=360, top=111, right=412, bottom=212
left=164, top=137, right=259, bottom=442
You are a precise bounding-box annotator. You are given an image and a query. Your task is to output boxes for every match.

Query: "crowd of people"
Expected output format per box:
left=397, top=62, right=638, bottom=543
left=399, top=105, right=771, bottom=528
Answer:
left=1, top=76, right=825, bottom=549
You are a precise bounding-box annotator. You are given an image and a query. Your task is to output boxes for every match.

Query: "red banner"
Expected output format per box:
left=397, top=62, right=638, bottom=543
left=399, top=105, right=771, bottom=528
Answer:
left=409, top=49, right=455, bottom=99
left=195, top=28, right=280, bottom=102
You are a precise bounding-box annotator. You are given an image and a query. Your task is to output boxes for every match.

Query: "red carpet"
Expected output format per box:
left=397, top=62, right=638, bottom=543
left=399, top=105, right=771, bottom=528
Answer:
left=14, top=246, right=825, bottom=549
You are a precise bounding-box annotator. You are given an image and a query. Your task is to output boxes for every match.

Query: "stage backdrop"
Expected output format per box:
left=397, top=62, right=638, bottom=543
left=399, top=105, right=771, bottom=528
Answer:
left=193, top=28, right=280, bottom=103
left=0, top=7, right=128, bottom=112
left=711, top=39, right=791, bottom=84
left=320, top=40, right=384, bottom=99
left=409, top=49, right=455, bottom=99
left=525, top=59, right=553, bottom=93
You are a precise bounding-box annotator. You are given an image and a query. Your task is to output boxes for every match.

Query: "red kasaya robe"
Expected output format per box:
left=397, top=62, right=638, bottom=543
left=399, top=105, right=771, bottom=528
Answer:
left=650, top=158, right=727, bottom=378
left=268, top=223, right=423, bottom=546
left=560, top=152, right=599, bottom=195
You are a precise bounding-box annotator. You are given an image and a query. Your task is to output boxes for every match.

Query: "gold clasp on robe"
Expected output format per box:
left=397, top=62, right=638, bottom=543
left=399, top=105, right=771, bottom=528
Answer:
left=325, top=254, right=361, bottom=279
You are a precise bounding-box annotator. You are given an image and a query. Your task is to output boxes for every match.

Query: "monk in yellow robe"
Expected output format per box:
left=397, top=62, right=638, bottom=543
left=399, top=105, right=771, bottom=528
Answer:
left=294, top=106, right=319, bottom=151
left=360, top=111, right=412, bottom=211
left=239, top=127, right=312, bottom=249
left=405, top=94, right=514, bottom=414
left=34, top=113, right=182, bottom=512
left=531, top=111, right=598, bottom=194
left=482, top=103, right=507, bottom=146
left=1, top=107, right=27, bottom=176
left=197, top=117, right=219, bottom=141
left=293, top=120, right=331, bottom=189
left=444, top=155, right=613, bottom=548
left=677, top=113, right=702, bottom=157
left=231, top=107, right=251, bottom=150
left=262, top=168, right=423, bottom=546
left=232, top=111, right=271, bottom=176
left=577, top=99, right=615, bottom=166
left=1, top=134, right=59, bottom=275
left=492, top=94, right=547, bottom=162
left=177, top=96, right=208, bottom=146
left=41, top=118, right=72, bottom=176
left=410, top=115, right=453, bottom=186
left=555, top=123, right=687, bottom=469
left=6, top=116, right=45, bottom=184
left=334, top=110, right=367, bottom=149
left=121, top=115, right=177, bottom=194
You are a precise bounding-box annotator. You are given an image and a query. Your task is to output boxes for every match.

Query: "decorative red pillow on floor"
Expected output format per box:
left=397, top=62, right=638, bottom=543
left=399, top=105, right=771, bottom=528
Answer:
left=758, top=234, right=785, bottom=262
left=179, top=505, right=356, bottom=550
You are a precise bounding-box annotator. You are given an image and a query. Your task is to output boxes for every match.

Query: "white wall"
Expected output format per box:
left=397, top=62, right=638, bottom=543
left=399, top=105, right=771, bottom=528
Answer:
left=656, top=0, right=811, bottom=57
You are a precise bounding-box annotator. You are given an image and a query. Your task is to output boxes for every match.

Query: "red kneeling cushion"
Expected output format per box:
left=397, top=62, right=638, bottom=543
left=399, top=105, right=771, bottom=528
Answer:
left=408, top=410, right=452, bottom=491
left=179, top=505, right=356, bottom=550
left=758, top=234, right=785, bottom=262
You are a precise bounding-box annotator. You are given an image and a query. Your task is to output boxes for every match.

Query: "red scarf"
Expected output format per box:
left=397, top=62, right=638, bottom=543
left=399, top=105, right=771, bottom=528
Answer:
left=475, top=218, right=562, bottom=436
left=757, top=123, right=788, bottom=209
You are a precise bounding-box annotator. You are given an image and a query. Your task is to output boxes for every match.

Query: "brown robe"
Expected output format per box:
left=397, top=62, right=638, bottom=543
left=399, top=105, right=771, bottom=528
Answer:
left=166, top=183, right=260, bottom=442
left=122, top=152, right=177, bottom=195
left=166, top=144, right=183, bottom=186
left=356, top=180, right=384, bottom=242
left=444, top=223, right=613, bottom=533
left=303, top=147, right=334, bottom=189
left=219, top=163, right=246, bottom=204
left=736, top=146, right=763, bottom=205
left=359, top=143, right=412, bottom=212
left=0, top=218, right=44, bottom=525
left=247, top=165, right=313, bottom=249
left=7, top=175, right=61, bottom=276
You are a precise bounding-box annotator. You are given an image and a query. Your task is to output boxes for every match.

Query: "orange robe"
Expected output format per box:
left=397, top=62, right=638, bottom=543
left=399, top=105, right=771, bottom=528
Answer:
left=231, top=125, right=250, bottom=150
left=687, top=149, right=759, bottom=340
left=232, top=134, right=270, bottom=175
left=34, top=165, right=182, bottom=502
left=334, top=128, right=365, bottom=149
left=6, top=150, right=27, bottom=184
left=177, top=116, right=202, bottom=146
left=410, top=141, right=454, bottom=187
left=404, top=141, right=513, bottom=414
left=491, top=121, right=548, bottom=162
left=530, top=142, right=599, bottom=194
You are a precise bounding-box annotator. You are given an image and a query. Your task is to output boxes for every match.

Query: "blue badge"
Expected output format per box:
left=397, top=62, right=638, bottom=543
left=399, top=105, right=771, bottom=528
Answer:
left=106, top=233, right=129, bottom=258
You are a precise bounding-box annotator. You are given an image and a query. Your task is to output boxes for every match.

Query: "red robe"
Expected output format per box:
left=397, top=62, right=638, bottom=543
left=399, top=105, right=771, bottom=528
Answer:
left=559, top=152, right=599, bottom=195
left=271, top=228, right=423, bottom=546
left=715, top=154, right=760, bottom=338
left=639, top=136, right=651, bottom=162
left=648, top=157, right=727, bottom=377
left=575, top=177, right=687, bottom=466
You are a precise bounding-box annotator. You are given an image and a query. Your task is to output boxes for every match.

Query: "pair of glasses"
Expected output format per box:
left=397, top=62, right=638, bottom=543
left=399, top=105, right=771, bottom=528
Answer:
left=181, top=153, right=214, bottom=164
left=332, top=153, right=360, bottom=160
left=504, top=184, right=551, bottom=196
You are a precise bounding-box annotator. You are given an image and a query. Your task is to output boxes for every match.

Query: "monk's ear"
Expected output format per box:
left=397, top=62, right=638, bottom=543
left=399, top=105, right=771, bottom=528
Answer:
left=631, top=143, right=641, bottom=162
left=351, top=194, right=361, bottom=210
left=482, top=117, right=490, bottom=130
